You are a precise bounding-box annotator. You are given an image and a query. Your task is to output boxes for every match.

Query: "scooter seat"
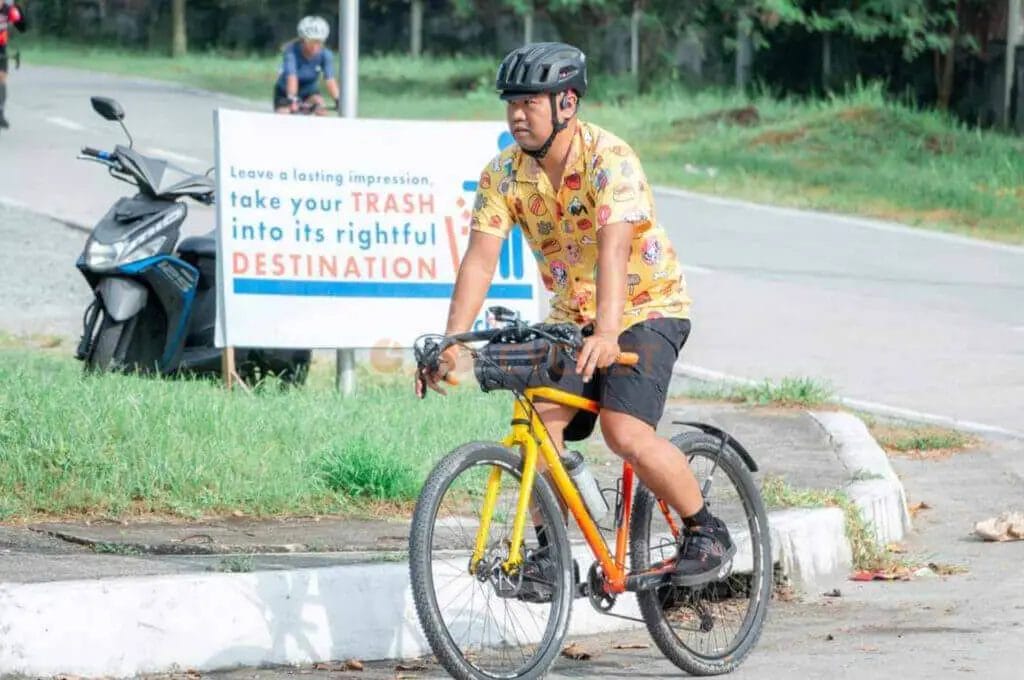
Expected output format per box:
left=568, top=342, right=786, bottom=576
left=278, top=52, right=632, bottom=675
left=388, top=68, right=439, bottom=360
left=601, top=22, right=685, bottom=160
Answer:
left=178, top=234, right=217, bottom=259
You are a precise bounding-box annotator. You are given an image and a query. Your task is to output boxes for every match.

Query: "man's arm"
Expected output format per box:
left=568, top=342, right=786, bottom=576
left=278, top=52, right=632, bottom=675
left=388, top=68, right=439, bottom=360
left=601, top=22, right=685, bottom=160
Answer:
left=10, top=4, right=25, bottom=31
left=416, top=231, right=504, bottom=397
left=577, top=221, right=631, bottom=380
left=446, top=230, right=504, bottom=334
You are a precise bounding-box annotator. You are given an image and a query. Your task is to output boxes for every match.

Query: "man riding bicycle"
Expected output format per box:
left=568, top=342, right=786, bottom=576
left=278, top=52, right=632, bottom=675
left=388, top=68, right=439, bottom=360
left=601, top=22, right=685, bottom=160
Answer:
left=273, top=16, right=340, bottom=116
left=0, top=0, right=27, bottom=129
left=419, top=42, right=733, bottom=586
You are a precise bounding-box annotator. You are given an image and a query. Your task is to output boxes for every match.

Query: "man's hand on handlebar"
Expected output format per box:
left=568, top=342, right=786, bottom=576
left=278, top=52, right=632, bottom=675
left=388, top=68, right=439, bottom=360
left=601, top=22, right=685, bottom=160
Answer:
left=415, top=344, right=461, bottom=398
left=576, top=329, right=622, bottom=383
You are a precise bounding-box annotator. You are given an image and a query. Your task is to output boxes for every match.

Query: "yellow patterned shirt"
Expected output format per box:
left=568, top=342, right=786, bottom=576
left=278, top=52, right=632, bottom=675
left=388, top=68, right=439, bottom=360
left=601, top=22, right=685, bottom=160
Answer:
left=470, top=120, right=691, bottom=331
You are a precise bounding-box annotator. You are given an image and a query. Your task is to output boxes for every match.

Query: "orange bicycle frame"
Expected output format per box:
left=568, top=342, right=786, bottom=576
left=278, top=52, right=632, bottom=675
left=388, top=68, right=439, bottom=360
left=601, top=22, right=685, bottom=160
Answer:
left=470, top=385, right=660, bottom=595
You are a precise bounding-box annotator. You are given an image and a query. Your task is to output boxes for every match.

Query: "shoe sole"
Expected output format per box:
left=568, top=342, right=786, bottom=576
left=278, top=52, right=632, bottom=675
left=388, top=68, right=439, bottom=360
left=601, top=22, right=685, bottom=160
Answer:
left=669, top=543, right=738, bottom=587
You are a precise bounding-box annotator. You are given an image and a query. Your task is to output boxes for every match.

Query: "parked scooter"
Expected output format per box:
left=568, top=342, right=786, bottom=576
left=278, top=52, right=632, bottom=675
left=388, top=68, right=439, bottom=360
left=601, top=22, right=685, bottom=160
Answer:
left=74, top=96, right=310, bottom=385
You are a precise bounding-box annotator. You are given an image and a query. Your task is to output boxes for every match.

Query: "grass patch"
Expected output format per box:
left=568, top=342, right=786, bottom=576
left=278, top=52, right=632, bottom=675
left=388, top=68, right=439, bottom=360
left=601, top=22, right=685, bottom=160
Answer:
left=214, top=554, right=255, bottom=573
left=858, top=411, right=978, bottom=459
left=761, top=475, right=885, bottom=571
left=91, top=541, right=143, bottom=556
left=680, top=377, right=834, bottom=408
left=0, top=331, right=64, bottom=351
left=866, top=420, right=976, bottom=457
left=17, top=41, right=1024, bottom=242
left=0, top=350, right=510, bottom=521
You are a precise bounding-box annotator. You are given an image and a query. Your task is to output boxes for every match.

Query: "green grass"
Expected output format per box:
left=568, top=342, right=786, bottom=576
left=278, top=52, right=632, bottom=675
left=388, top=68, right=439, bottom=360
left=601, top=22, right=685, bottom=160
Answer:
left=682, top=377, right=834, bottom=408
left=867, top=422, right=975, bottom=453
left=761, top=475, right=885, bottom=571
left=214, top=555, right=255, bottom=573
left=0, top=350, right=511, bottom=521
left=18, top=39, right=1024, bottom=242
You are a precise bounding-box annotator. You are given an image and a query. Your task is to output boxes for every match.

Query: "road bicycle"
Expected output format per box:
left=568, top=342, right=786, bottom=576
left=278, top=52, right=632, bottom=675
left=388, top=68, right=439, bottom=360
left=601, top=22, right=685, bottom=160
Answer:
left=409, top=307, right=771, bottom=679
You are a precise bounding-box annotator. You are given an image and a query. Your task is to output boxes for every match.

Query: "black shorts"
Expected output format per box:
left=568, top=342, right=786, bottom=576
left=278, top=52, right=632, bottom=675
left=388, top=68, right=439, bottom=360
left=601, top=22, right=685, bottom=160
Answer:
left=547, top=317, right=691, bottom=442
left=0, top=46, right=8, bottom=73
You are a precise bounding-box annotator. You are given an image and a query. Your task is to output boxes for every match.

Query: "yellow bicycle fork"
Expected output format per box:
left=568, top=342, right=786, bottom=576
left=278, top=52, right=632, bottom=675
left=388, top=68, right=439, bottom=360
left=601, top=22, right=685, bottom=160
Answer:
left=470, top=389, right=618, bottom=577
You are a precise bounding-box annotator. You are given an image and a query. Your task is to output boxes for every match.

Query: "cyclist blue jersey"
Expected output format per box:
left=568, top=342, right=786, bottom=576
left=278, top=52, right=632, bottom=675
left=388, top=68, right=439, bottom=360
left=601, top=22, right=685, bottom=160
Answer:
left=275, top=41, right=335, bottom=98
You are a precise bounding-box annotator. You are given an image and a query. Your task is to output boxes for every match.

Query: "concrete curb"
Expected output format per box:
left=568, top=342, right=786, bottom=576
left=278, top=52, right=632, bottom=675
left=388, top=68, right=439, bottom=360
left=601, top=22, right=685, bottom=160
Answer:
left=0, top=413, right=907, bottom=677
left=810, top=410, right=913, bottom=546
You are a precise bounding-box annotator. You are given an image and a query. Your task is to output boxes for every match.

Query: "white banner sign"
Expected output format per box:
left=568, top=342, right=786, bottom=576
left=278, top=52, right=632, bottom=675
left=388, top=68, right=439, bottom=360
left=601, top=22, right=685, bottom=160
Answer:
left=213, top=109, right=540, bottom=349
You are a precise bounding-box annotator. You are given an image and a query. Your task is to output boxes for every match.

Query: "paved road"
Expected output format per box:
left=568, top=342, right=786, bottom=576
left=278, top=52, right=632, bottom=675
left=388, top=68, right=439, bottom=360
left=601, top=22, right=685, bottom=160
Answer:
left=1, top=65, right=1022, bottom=433
left=196, top=435, right=1024, bottom=680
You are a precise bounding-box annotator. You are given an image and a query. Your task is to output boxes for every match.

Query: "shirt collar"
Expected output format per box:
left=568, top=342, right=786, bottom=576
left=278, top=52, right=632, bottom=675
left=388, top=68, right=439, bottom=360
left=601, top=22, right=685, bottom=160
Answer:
left=512, top=120, right=587, bottom=188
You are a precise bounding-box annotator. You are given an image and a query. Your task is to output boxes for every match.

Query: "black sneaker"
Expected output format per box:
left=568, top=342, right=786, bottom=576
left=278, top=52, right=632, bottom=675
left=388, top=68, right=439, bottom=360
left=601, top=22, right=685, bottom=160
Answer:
left=518, top=553, right=579, bottom=603
left=671, top=517, right=736, bottom=587
left=517, top=552, right=555, bottom=603
left=0, top=114, right=9, bottom=129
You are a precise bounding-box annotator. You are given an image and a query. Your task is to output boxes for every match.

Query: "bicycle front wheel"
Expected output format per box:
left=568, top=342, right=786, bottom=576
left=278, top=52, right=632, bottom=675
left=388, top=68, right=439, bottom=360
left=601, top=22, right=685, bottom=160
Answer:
left=409, top=442, right=574, bottom=680
left=630, top=431, right=772, bottom=675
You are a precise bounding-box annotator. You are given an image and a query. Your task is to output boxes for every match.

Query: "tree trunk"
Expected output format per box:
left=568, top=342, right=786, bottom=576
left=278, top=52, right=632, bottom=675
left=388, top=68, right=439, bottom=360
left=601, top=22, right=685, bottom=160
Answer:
left=524, top=8, right=534, bottom=44
left=410, top=0, right=423, bottom=57
left=735, top=13, right=753, bottom=91
left=822, top=32, right=832, bottom=91
left=1003, top=0, right=1022, bottom=127
left=630, top=1, right=641, bottom=78
left=171, top=0, right=187, bottom=58
left=936, top=0, right=962, bottom=110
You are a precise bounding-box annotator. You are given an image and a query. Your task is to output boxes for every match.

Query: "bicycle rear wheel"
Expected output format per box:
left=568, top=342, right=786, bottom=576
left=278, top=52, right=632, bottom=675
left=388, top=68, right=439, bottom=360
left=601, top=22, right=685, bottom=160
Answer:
left=630, top=431, right=772, bottom=675
left=409, top=442, right=573, bottom=680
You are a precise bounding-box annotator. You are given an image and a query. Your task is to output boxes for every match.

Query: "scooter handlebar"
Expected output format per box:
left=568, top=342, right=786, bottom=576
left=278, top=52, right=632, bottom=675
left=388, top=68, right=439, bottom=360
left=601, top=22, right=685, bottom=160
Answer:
left=81, top=147, right=112, bottom=161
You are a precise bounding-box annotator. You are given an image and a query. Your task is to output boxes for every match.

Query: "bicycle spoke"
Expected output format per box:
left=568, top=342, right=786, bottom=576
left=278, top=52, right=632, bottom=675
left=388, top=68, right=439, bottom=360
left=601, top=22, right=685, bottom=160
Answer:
left=419, top=454, right=566, bottom=678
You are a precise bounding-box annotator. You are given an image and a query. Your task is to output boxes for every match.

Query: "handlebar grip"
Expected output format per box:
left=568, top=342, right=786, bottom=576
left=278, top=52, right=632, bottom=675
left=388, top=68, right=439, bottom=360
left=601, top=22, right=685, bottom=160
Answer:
left=81, top=147, right=111, bottom=160
left=617, top=352, right=640, bottom=366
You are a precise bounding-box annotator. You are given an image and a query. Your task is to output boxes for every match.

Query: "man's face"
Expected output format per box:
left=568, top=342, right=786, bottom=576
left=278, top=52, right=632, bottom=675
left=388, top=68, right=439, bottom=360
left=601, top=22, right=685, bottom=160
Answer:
left=301, top=39, right=323, bottom=56
left=506, top=95, right=554, bottom=150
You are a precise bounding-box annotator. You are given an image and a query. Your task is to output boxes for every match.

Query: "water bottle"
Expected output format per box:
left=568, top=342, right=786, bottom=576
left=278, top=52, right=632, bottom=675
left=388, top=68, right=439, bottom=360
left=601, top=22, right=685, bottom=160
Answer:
left=560, top=450, right=609, bottom=523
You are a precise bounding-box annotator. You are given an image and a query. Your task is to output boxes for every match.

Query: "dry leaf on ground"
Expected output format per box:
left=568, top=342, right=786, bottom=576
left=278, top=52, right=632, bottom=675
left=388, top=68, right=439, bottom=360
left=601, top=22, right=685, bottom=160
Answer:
left=885, top=542, right=907, bottom=554
left=849, top=568, right=912, bottom=582
left=928, top=562, right=969, bottom=576
left=561, top=643, right=593, bottom=661
left=395, top=663, right=429, bottom=671
left=775, top=585, right=798, bottom=601
left=974, top=512, right=1024, bottom=542
left=344, top=658, right=364, bottom=671
left=908, top=501, right=932, bottom=518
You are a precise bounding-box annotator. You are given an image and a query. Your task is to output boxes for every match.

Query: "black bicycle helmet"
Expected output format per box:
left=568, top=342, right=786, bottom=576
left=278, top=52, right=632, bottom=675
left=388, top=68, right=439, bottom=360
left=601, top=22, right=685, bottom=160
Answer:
left=496, top=42, right=588, bottom=100
left=496, top=42, right=587, bottom=159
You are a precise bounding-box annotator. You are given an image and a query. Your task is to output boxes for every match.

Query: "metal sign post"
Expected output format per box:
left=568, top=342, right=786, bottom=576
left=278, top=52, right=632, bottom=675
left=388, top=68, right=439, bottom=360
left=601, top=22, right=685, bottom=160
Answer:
left=337, top=0, right=360, bottom=395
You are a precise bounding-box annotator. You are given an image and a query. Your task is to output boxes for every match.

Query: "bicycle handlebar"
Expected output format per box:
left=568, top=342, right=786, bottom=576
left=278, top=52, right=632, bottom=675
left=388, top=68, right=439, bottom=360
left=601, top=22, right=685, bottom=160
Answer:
left=414, top=320, right=639, bottom=399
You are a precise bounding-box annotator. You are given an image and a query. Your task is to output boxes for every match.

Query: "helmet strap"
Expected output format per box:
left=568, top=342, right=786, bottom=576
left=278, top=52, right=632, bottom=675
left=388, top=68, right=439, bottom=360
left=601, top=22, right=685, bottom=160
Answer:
left=522, top=93, right=570, bottom=160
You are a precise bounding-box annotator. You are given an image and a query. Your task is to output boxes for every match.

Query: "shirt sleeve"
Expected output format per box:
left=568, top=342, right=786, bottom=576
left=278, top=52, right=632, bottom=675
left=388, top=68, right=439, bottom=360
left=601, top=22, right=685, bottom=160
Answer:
left=469, top=159, right=513, bottom=240
left=591, top=145, right=654, bottom=231
left=281, top=47, right=298, bottom=77
left=322, top=50, right=336, bottom=80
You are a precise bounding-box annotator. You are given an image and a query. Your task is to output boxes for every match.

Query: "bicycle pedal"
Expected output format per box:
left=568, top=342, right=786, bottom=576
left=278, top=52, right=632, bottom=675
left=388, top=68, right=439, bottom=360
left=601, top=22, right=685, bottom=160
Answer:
left=626, top=566, right=674, bottom=592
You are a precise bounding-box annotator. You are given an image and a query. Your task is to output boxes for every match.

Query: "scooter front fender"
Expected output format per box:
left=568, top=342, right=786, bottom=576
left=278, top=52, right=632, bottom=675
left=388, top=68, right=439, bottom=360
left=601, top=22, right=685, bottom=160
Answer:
left=97, top=277, right=148, bottom=322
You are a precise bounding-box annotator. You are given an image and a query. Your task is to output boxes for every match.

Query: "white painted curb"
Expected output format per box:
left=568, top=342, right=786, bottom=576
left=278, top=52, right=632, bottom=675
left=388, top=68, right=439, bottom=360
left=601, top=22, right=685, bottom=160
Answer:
left=0, top=412, right=903, bottom=678
left=810, top=410, right=913, bottom=546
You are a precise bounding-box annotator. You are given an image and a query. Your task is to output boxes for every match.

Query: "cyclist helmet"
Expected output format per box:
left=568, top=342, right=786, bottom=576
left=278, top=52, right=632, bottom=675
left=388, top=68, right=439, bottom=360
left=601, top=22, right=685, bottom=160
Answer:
left=298, top=16, right=330, bottom=42
left=496, top=42, right=587, bottom=159
left=496, top=42, right=588, bottom=100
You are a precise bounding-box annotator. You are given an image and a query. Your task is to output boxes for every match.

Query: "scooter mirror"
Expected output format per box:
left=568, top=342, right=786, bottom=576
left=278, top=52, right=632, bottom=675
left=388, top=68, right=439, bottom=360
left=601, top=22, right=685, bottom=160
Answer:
left=91, top=97, right=126, bottom=122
